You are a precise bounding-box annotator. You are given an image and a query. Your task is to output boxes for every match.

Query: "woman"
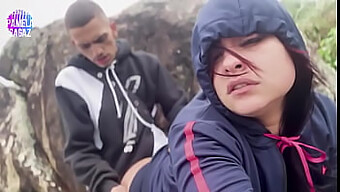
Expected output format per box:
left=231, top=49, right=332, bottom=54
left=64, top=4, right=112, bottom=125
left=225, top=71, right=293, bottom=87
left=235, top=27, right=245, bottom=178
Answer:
left=117, top=0, right=337, bottom=191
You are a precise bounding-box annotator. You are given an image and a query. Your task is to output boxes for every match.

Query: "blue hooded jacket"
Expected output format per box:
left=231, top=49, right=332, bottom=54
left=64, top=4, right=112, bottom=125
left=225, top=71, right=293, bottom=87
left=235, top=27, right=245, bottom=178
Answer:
left=130, top=0, right=337, bottom=191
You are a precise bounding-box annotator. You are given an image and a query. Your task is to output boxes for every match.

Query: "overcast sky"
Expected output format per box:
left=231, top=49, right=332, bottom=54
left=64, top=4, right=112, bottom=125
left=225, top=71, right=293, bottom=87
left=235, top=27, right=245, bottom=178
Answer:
left=0, top=0, right=139, bottom=53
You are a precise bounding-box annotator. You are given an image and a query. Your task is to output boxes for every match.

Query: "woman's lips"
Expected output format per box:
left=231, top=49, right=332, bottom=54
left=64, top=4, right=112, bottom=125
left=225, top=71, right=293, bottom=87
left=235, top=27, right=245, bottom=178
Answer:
left=227, top=78, right=259, bottom=95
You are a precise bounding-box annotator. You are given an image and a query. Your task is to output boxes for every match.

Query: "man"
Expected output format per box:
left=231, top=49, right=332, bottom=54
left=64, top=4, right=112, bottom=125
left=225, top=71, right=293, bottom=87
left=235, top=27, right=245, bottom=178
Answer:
left=55, top=1, right=188, bottom=192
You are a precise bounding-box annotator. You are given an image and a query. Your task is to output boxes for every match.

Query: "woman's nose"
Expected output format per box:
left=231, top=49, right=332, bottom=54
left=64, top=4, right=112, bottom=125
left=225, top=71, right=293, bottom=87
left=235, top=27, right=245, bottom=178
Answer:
left=222, top=55, right=248, bottom=74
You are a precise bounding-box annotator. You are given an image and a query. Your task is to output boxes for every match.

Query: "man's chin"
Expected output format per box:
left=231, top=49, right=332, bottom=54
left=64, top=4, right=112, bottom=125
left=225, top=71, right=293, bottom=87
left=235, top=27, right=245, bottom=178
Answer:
left=94, top=62, right=110, bottom=68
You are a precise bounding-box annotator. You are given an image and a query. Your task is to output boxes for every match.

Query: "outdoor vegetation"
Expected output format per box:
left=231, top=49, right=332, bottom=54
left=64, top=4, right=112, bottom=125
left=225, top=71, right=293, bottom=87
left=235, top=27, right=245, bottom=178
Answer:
left=282, top=0, right=337, bottom=70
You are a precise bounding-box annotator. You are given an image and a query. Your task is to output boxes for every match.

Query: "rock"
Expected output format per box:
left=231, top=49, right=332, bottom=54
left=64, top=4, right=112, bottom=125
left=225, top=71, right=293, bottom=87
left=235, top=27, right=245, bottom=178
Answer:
left=0, top=84, right=68, bottom=192
left=0, top=21, right=84, bottom=192
left=114, top=0, right=204, bottom=98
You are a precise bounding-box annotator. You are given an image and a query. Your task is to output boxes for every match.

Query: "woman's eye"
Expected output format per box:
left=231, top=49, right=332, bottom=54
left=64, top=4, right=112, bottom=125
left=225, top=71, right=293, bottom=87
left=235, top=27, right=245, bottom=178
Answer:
left=240, top=36, right=264, bottom=47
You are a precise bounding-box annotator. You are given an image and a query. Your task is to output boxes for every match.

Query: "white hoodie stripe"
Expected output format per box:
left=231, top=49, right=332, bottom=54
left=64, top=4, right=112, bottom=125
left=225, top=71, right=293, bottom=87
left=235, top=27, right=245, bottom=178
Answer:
left=55, top=66, right=104, bottom=149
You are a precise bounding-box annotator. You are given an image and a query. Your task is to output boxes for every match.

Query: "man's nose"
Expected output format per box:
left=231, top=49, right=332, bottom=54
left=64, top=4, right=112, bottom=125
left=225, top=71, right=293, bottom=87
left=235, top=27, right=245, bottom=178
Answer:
left=92, top=44, right=104, bottom=57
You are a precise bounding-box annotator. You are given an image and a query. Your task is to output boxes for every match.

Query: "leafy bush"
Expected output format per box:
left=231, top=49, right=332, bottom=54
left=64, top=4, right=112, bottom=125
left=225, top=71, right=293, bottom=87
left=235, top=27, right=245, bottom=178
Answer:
left=318, top=27, right=337, bottom=69
left=281, top=0, right=336, bottom=70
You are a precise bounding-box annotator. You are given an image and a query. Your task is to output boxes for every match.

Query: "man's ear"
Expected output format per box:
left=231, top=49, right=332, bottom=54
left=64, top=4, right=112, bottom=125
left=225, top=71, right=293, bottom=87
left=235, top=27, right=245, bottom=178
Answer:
left=110, top=22, right=118, bottom=37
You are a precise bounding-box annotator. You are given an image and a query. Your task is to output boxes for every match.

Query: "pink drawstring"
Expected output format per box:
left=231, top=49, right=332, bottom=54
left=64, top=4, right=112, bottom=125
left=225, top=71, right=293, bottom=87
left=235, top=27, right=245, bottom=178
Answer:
left=264, top=134, right=327, bottom=192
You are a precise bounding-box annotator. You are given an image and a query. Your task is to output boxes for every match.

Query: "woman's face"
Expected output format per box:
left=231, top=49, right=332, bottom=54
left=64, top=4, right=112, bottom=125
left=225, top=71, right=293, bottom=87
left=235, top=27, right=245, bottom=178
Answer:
left=211, top=34, right=296, bottom=119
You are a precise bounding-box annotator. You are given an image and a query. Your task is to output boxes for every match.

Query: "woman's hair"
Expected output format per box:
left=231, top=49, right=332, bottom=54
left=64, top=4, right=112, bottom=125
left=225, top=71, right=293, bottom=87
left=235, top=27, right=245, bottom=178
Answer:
left=280, top=47, right=320, bottom=136
left=281, top=48, right=327, bottom=191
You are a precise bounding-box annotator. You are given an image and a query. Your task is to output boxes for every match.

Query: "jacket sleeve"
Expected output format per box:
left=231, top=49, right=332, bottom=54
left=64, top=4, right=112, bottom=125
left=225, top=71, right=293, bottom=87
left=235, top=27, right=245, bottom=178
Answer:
left=154, top=59, right=188, bottom=123
left=315, top=93, right=337, bottom=191
left=169, top=121, right=254, bottom=192
left=55, top=87, right=119, bottom=192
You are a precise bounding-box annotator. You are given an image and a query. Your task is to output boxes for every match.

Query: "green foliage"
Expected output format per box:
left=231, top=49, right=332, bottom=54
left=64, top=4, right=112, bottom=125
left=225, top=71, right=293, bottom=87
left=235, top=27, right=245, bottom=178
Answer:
left=281, top=0, right=336, bottom=70
left=318, top=27, right=337, bottom=69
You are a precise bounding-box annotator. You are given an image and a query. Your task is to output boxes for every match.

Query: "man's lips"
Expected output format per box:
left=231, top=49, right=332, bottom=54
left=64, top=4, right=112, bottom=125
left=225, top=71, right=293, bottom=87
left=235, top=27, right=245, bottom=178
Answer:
left=96, top=55, right=109, bottom=64
left=227, top=78, right=259, bottom=94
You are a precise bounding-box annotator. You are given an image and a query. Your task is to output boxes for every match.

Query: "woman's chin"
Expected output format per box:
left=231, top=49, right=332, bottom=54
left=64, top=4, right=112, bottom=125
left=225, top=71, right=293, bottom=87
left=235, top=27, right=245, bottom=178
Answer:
left=227, top=103, right=265, bottom=118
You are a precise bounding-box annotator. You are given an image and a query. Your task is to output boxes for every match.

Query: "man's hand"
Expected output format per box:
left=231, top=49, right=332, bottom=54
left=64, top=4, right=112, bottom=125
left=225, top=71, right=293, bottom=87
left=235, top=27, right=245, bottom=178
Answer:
left=111, top=185, right=127, bottom=192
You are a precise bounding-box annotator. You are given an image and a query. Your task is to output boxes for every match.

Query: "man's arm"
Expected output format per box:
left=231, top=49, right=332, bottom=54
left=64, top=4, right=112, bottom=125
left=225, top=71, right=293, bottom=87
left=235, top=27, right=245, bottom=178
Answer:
left=56, top=87, right=120, bottom=192
left=154, top=59, right=188, bottom=124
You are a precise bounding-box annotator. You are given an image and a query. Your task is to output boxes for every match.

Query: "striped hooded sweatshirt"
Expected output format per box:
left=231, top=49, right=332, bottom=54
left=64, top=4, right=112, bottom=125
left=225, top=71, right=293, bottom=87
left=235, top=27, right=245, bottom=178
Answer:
left=55, top=39, right=188, bottom=192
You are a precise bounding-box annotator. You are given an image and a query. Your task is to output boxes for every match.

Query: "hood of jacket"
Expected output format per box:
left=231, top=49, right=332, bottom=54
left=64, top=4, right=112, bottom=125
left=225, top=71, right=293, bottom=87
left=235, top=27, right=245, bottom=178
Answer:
left=191, top=0, right=308, bottom=134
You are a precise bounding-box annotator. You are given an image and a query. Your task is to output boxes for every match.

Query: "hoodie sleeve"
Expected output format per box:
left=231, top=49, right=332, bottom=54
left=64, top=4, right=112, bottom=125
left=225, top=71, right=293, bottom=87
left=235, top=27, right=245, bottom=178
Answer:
left=154, top=59, right=188, bottom=123
left=55, top=87, right=119, bottom=192
left=169, top=121, right=254, bottom=192
left=314, top=93, right=337, bottom=191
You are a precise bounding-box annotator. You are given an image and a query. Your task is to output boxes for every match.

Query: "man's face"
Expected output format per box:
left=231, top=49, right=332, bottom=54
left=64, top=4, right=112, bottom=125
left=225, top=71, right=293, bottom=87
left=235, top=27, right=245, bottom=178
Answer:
left=69, top=14, right=118, bottom=68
